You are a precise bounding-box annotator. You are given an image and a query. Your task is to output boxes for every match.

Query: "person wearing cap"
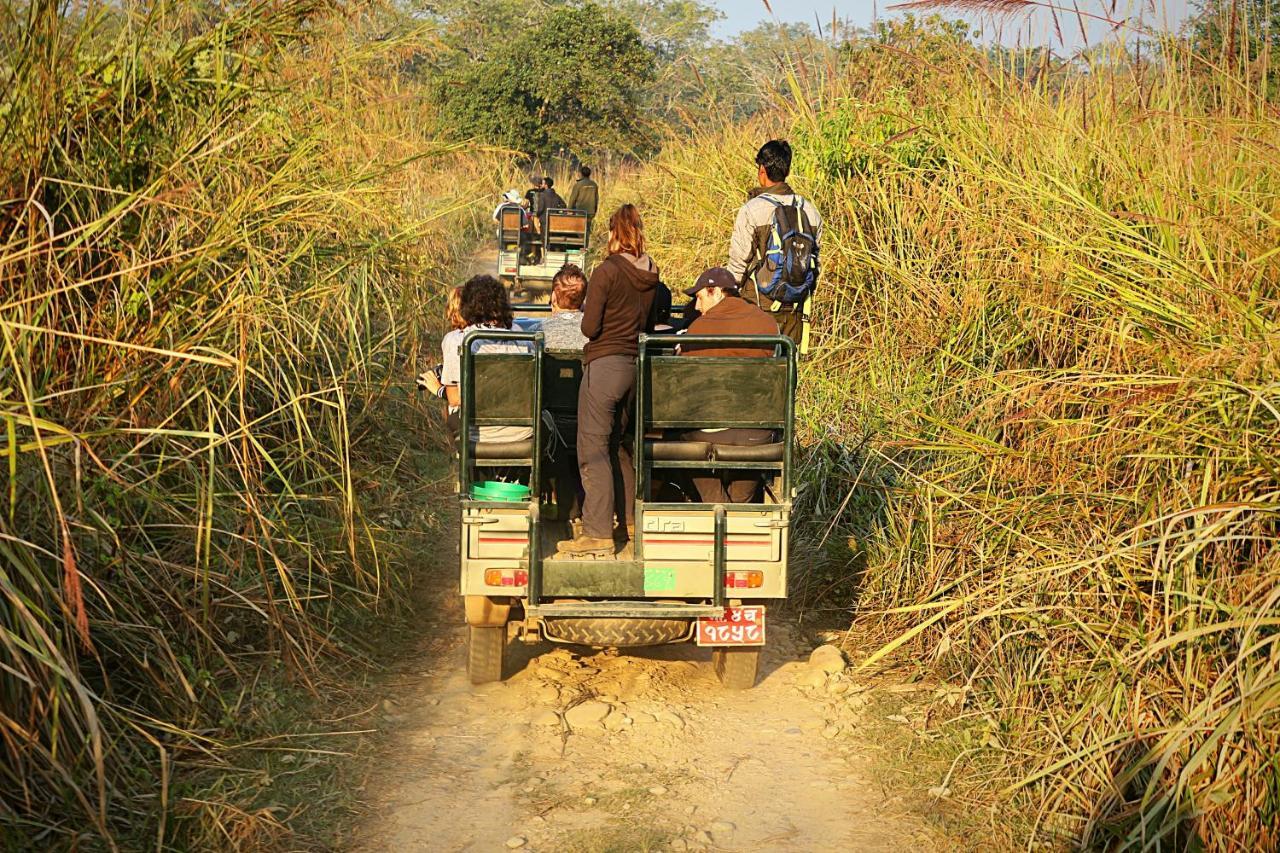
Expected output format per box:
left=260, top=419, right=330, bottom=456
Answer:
left=679, top=267, right=779, bottom=503
left=492, top=188, right=524, bottom=222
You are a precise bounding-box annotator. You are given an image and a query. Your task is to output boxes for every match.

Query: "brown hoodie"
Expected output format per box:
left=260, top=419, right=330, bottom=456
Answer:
left=580, top=252, right=660, bottom=364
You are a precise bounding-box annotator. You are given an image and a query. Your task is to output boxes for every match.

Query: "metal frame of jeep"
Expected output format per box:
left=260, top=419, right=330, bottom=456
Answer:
left=495, top=206, right=589, bottom=295
left=455, top=322, right=796, bottom=689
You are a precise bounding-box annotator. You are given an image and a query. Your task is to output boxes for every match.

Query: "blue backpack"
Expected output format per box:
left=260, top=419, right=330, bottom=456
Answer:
left=759, top=196, right=819, bottom=305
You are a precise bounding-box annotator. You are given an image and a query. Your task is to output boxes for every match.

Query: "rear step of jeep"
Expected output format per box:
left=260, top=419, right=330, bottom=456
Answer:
left=526, top=601, right=725, bottom=618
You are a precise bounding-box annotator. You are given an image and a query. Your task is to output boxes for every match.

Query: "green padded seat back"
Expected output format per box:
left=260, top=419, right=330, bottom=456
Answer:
left=542, top=354, right=583, bottom=415
left=473, top=354, right=536, bottom=426
left=643, top=356, right=789, bottom=430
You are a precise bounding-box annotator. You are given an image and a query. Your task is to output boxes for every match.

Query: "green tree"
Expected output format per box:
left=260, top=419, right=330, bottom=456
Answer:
left=1187, top=0, right=1279, bottom=84
left=434, top=3, right=655, bottom=156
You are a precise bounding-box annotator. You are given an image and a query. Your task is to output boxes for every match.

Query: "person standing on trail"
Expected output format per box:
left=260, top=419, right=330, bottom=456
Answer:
left=567, top=165, right=599, bottom=224
left=725, top=139, right=822, bottom=352
left=677, top=267, right=779, bottom=503
left=561, top=204, right=660, bottom=556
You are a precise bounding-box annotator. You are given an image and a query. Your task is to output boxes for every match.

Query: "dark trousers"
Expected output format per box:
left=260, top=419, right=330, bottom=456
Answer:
left=550, top=414, right=583, bottom=521
left=774, top=308, right=803, bottom=346
left=578, top=355, right=635, bottom=539
left=445, top=409, right=460, bottom=451
left=683, top=428, right=774, bottom=504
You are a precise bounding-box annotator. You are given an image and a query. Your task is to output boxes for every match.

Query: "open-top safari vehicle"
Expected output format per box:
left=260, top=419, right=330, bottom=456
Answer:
left=454, top=313, right=796, bottom=689
left=495, top=206, right=590, bottom=297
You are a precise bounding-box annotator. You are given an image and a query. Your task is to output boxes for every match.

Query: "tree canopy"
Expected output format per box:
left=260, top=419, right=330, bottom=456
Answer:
left=432, top=3, right=656, bottom=156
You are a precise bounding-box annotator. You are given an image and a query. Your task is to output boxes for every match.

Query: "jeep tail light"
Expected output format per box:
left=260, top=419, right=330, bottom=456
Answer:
left=725, top=571, right=763, bottom=589
left=484, top=569, right=528, bottom=587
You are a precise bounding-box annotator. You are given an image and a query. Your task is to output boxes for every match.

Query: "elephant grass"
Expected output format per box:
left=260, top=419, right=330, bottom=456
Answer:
left=623, top=25, right=1279, bottom=851
left=1, top=1, right=506, bottom=847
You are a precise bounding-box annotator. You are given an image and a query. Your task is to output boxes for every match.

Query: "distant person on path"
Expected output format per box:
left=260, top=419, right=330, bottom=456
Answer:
left=677, top=267, right=779, bottom=503
left=522, top=176, right=547, bottom=263
left=567, top=165, right=599, bottom=222
left=539, top=176, right=567, bottom=238
left=725, top=139, right=822, bottom=351
left=561, top=204, right=660, bottom=555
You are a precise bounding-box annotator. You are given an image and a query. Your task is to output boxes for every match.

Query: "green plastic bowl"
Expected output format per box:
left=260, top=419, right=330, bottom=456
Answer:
left=472, top=481, right=530, bottom=501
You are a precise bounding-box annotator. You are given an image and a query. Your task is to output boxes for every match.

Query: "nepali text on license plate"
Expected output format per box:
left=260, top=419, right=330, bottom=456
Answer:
left=696, top=606, right=766, bottom=646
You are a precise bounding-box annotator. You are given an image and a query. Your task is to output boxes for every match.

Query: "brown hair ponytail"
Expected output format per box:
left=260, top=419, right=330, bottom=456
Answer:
left=606, top=204, right=645, bottom=257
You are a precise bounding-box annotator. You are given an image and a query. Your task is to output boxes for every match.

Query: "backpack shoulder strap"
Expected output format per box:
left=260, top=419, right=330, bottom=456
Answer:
left=797, top=199, right=814, bottom=236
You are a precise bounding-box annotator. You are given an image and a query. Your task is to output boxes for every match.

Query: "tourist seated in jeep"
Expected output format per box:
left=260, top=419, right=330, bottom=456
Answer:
left=540, top=264, right=589, bottom=352
left=417, top=285, right=466, bottom=436
left=420, top=275, right=533, bottom=447
left=678, top=267, right=779, bottom=503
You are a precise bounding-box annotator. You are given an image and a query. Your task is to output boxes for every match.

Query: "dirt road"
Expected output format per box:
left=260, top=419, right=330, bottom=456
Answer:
left=353, top=583, right=941, bottom=851
left=351, top=246, right=942, bottom=852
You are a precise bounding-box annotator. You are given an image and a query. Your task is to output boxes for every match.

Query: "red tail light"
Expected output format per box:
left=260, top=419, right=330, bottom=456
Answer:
left=484, top=569, right=528, bottom=587
left=725, top=571, right=763, bottom=589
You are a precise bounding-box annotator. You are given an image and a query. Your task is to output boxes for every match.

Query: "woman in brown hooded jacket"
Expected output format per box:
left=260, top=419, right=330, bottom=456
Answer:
left=561, top=204, right=660, bottom=554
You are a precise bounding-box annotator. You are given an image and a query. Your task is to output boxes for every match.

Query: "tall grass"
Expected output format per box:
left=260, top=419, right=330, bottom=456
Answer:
left=625, top=18, right=1279, bottom=850
left=1, top=1, right=504, bottom=846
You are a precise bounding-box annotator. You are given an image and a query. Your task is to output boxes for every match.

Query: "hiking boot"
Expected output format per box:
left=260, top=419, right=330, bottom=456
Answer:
left=559, top=534, right=615, bottom=556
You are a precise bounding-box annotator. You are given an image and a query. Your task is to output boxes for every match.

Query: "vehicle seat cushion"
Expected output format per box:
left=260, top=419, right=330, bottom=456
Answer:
left=645, top=440, right=711, bottom=461
left=710, top=442, right=785, bottom=462
left=472, top=439, right=534, bottom=460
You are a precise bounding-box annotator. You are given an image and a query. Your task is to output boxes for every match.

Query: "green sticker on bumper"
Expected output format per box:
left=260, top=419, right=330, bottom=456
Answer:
left=644, top=567, right=676, bottom=593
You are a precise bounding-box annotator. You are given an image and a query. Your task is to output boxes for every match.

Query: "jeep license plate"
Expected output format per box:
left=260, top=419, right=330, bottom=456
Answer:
left=695, top=606, right=765, bottom=646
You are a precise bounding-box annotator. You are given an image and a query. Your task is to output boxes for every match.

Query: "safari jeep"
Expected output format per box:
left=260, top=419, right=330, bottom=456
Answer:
left=455, top=320, right=796, bottom=689
left=495, top=206, right=589, bottom=297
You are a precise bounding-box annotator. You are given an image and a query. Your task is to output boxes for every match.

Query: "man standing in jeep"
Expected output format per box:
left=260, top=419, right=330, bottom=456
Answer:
left=725, top=139, right=822, bottom=350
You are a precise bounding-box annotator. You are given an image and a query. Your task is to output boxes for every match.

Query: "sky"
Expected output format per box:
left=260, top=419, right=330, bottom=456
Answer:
left=710, top=0, right=1194, bottom=51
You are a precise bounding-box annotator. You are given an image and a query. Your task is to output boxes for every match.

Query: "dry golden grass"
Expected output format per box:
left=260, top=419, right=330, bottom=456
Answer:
left=621, top=21, right=1280, bottom=851
left=1, top=1, right=507, bottom=846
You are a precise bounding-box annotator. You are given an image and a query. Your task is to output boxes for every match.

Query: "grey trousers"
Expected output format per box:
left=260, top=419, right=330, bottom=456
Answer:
left=578, top=355, right=636, bottom=538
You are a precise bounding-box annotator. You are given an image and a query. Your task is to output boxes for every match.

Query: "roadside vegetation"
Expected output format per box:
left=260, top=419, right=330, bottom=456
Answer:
left=1, top=1, right=507, bottom=847
left=3, top=0, right=1277, bottom=850
left=623, top=11, right=1280, bottom=851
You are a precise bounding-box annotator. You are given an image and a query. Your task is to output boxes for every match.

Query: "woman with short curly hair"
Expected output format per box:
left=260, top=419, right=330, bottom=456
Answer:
left=460, top=274, right=514, bottom=329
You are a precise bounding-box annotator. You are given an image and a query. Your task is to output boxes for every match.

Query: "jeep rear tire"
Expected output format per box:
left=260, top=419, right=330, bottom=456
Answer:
left=713, top=646, right=760, bottom=690
left=468, top=625, right=505, bottom=684
left=543, top=617, right=690, bottom=647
